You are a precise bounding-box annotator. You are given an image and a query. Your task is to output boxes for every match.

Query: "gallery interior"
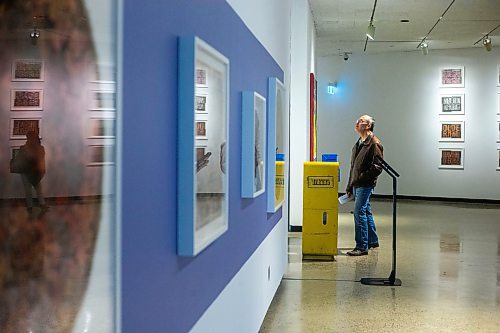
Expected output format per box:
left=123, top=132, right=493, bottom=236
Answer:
left=0, top=0, right=499, bottom=332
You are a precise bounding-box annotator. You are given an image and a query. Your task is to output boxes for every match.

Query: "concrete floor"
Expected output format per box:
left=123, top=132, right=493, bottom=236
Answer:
left=260, top=199, right=500, bottom=333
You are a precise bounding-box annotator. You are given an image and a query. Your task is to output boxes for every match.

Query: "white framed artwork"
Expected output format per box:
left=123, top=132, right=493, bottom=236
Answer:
left=11, top=89, right=43, bottom=110
left=440, top=94, right=464, bottom=115
left=439, top=148, right=464, bottom=169
left=241, top=91, right=266, bottom=198
left=440, top=66, right=464, bottom=88
left=177, top=35, right=230, bottom=256
left=11, top=59, right=44, bottom=81
left=439, top=121, right=464, bottom=142
left=497, top=149, right=500, bottom=171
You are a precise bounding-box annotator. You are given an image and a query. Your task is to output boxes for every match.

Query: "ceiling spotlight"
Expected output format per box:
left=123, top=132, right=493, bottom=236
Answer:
left=366, top=23, right=376, bottom=40
left=483, top=36, right=492, bottom=51
left=30, top=29, right=40, bottom=39
left=30, top=29, right=40, bottom=45
left=420, top=42, right=429, bottom=55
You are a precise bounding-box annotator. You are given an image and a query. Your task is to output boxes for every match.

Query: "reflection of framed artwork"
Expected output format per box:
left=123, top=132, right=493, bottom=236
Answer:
left=87, top=145, right=115, bottom=166
left=94, top=63, right=116, bottom=83
left=10, top=118, right=42, bottom=139
left=88, top=118, right=115, bottom=138
left=89, top=90, right=116, bottom=110
left=241, top=91, right=266, bottom=198
left=11, top=89, right=43, bottom=110
left=12, top=59, right=44, bottom=81
left=195, top=94, right=208, bottom=113
left=178, top=36, right=229, bottom=256
left=439, top=121, right=464, bottom=142
left=195, top=120, right=207, bottom=139
left=439, top=148, right=464, bottom=169
left=196, top=69, right=207, bottom=87
left=440, top=94, right=464, bottom=115
left=196, top=145, right=212, bottom=173
left=440, top=67, right=464, bottom=87
left=267, top=77, right=287, bottom=213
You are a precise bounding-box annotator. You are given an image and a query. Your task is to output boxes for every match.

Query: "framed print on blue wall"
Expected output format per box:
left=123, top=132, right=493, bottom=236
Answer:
left=178, top=36, right=230, bottom=256
left=241, top=91, right=266, bottom=198
left=266, top=77, right=286, bottom=213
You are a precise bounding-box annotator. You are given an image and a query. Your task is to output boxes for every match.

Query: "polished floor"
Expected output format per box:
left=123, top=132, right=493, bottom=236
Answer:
left=260, top=199, right=500, bottom=333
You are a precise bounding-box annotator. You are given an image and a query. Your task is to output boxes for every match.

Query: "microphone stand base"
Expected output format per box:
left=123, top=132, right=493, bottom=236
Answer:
left=360, top=277, right=402, bottom=286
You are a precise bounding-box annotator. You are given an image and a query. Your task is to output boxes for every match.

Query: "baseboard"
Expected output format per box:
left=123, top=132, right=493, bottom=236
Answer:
left=366, top=193, right=500, bottom=205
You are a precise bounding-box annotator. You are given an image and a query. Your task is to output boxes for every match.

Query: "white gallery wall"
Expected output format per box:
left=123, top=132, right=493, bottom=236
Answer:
left=289, top=0, right=316, bottom=227
left=317, top=47, right=500, bottom=200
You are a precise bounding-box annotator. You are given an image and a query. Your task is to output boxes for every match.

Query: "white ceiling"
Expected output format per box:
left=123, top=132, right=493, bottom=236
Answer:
left=310, top=0, right=500, bottom=57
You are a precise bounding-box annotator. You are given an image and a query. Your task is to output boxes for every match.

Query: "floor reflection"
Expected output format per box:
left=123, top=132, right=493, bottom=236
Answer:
left=261, top=199, right=500, bottom=333
left=0, top=201, right=101, bottom=333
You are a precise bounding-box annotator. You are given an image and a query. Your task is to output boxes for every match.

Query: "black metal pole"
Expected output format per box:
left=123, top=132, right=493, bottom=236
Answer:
left=360, top=157, right=401, bottom=286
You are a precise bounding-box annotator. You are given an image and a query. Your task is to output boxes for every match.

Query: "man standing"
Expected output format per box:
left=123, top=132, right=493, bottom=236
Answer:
left=346, top=115, right=383, bottom=256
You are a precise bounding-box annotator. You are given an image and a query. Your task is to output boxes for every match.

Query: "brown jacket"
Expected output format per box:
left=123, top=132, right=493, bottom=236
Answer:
left=346, top=133, right=383, bottom=193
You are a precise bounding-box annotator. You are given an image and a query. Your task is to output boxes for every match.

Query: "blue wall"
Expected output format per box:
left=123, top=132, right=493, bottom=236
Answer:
left=122, top=1, right=283, bottom=332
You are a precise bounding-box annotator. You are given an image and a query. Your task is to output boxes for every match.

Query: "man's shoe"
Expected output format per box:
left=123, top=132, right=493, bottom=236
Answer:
left=369, top=243, right=379, bottom=249
left=347, top=248, right=368, bottom=256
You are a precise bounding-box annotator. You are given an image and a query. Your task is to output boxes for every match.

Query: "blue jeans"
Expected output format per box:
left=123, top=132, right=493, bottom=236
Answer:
left=353, top=186, right=378, bottom=250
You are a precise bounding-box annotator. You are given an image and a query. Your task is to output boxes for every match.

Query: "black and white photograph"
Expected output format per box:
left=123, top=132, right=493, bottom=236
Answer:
left=440, top=94, right=464, bottom=115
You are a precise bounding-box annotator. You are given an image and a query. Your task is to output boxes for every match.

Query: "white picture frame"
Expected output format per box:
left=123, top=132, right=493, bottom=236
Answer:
left=497, top=121, right=500, bottom=143
left=497, top=65, right=500, bottom=87
left=497, top=93, right=500, bottom=115
left=11, top=89, right=43, bottom=110
left=177, top=36, right=230, bottom=256
left=439, top=121, right=465, bottom=142
left=497, top=149, right=500, bottom=171
left=88, top=118, right=116, bottom=138
left=440, top=66, right=465, bottom=88
left=87, top=145, right=115, bottom=166
left=439, top=148, right=464, bottom=169
left=89, top=90, right=116, bottom=110
left=241, top=91, right=266, bottom=198
left=440, top=94, right=464, bottom=115
left=266, top=77, right=287, bottom=213
left=10, top=118, right=42, bottom=139
left=11, top=59, right=44, bottom=81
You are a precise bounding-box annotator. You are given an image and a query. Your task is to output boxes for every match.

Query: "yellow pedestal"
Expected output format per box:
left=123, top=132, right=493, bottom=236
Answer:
left=302, top=162, right=339, bottom=260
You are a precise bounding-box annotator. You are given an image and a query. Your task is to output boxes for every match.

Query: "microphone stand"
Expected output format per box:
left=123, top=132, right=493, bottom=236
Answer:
left=360, top=156, right=402, bottom=286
